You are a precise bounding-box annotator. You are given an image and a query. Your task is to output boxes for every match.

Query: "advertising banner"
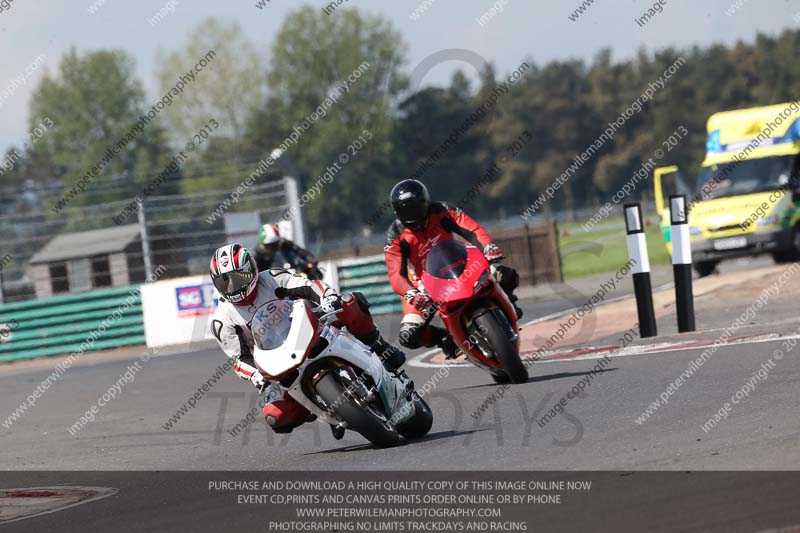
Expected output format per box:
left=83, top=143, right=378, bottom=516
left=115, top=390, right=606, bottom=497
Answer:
left=141, top=275, right=220, bottom=347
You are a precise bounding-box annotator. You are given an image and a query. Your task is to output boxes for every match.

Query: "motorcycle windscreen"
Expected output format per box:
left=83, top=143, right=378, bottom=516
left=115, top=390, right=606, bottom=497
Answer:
left=422, top=240, right=488, bottom=302
left=425, top=239, right=468, bottom=279
left=250, top=299, right=294, bottom=350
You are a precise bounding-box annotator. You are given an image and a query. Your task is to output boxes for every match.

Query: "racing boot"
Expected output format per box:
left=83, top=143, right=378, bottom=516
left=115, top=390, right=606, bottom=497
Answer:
left=509, top=294, right=524, bottom=319
left=438, top=335, right=461, bottom=360
left=424, top=324, right=461, bottom=360
left=361, top=329, right=406, bottom=371
left=495, top=265, right=523, bottom=319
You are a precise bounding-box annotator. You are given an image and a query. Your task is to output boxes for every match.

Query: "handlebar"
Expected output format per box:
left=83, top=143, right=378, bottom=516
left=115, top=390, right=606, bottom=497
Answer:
left=311, top=293, right=348, bottom=323
left=274, top=287, right=349, bottom=322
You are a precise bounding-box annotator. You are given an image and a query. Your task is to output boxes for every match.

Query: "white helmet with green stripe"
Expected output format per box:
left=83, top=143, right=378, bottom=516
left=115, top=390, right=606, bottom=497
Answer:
left=258, top=224, right=281, bottom=245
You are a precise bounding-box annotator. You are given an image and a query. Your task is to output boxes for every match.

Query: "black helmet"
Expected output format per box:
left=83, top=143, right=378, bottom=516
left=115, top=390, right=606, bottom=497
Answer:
left=390, top=179, right=430, bottom=229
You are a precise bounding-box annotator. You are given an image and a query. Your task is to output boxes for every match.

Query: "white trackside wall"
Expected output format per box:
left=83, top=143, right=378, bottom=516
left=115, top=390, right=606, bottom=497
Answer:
left=140, top=254, right=395, bottom=349
left=140, top=275, right=220, bottom=347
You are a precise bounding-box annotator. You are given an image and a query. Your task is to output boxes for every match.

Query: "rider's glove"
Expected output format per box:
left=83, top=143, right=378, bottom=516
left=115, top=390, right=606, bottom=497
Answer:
left=483, top=243, right=504, bottom=263
left=404, top=288, right=433, bottom=312
left=320, top=291, right=341, bottom=314
left=250, top=372, right=266, bottom=391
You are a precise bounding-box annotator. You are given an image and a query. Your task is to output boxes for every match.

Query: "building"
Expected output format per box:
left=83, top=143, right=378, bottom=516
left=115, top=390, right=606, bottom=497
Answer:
left=28, top=225, right=146, bottom=299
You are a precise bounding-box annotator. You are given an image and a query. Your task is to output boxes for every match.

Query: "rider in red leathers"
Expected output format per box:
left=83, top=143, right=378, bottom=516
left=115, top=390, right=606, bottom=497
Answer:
left=384, top=179, right=521, bottom=359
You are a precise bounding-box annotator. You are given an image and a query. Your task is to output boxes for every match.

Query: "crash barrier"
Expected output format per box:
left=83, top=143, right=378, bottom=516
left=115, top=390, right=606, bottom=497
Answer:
left=624, top=203, right=657, bottom=338
left=138, top=262, right=399, bottom=349
left=141, top=275, right=218, bottom=348
left=335, top=255, right=401, bottom=316
left=669, top=195, right=696, bottom=332
left=0, top=286, right=145, bottom=363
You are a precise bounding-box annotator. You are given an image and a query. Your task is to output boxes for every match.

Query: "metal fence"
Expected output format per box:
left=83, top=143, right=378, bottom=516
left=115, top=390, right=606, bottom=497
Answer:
left=139, top=181, right=291, bottom=278
left=0, top=176, right=290, bottom=303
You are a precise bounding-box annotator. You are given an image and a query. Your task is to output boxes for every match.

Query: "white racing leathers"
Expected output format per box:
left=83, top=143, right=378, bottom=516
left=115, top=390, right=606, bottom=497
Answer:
left=209, top=269, right=333, bottom=382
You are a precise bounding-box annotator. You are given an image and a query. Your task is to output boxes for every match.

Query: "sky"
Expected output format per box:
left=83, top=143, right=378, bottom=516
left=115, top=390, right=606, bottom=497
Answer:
left=0, top=0, right=799, bottom=156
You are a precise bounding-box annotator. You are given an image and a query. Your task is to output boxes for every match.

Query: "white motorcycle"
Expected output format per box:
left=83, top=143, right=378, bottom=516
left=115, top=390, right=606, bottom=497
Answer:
left=249, top=294, right=433, bottom=447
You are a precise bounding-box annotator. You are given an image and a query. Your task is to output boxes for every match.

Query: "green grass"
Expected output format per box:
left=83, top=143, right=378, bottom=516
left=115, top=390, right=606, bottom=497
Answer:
left=558, top=217, right=670, bottom=279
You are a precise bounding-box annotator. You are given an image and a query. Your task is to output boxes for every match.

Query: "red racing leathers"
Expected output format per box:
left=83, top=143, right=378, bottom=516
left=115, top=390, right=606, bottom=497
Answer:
left=385, top=203, right=492, bottom=293
left=384, top=202, right=498, bottom=350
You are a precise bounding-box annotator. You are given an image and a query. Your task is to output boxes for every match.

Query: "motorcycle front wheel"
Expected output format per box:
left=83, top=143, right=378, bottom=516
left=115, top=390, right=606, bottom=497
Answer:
left=396, top=392, right=433, bottom=439
left=473, top=311, right=528, bottom=384
left=314, top=372, right=400, bottom=448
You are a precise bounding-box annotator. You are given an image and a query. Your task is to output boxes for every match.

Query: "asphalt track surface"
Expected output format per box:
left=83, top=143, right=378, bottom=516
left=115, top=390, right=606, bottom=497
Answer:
left=2, top=258, right=800, bottom=531
left=3, top=303, right=799, bottom=471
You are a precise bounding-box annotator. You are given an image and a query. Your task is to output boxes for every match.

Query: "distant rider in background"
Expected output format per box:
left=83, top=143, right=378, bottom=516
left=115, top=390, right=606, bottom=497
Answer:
left=253, top=223, right=321, bottom=279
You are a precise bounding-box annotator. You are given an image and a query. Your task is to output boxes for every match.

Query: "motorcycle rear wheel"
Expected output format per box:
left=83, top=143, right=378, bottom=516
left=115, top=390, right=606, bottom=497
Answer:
left=474, top=312, right=528, bottom=384
left=314, top=372, right=400, bottom=448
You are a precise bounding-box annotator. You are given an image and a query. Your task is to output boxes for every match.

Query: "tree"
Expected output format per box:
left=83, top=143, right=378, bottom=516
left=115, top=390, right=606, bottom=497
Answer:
left=29, top=48, right=172, bottom=209
left=392, top=72, right=485, bottom=211
left=155, top=17, right=265, bottom=155
left=249, top=6, right=407, bottom=236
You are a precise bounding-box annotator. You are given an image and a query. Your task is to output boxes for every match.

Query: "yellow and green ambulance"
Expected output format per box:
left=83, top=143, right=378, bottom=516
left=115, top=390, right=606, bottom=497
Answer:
left=654, top=102, right=800, bottom=276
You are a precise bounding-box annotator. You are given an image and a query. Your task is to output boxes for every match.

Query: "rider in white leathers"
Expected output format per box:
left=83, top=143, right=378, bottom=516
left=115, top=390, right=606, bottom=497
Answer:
left=209, top=243, right=404, bottom=438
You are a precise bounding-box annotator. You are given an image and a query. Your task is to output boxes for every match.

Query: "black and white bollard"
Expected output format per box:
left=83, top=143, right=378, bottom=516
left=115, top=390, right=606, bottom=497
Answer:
left=624, top=203, right=657, bottom=338
left=669, top=194, right=695, bottom=332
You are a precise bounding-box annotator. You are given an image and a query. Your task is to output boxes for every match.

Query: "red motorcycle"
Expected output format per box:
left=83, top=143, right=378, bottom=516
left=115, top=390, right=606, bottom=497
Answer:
left=421, top=240, right=528, bottom=384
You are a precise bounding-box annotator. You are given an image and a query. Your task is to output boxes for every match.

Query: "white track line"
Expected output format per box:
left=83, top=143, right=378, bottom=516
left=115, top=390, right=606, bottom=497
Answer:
left=410, top=332, right=800, bottom=369
left=408, top=285, right=671, bottom=369
left=527, top=332, right=800, bottom=364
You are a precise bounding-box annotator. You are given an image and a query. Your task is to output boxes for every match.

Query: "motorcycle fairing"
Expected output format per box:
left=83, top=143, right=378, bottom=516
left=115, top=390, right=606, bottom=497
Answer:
left=253, top=300, right=319, bottom=380
left=285, top=327, right=414, bottom=426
